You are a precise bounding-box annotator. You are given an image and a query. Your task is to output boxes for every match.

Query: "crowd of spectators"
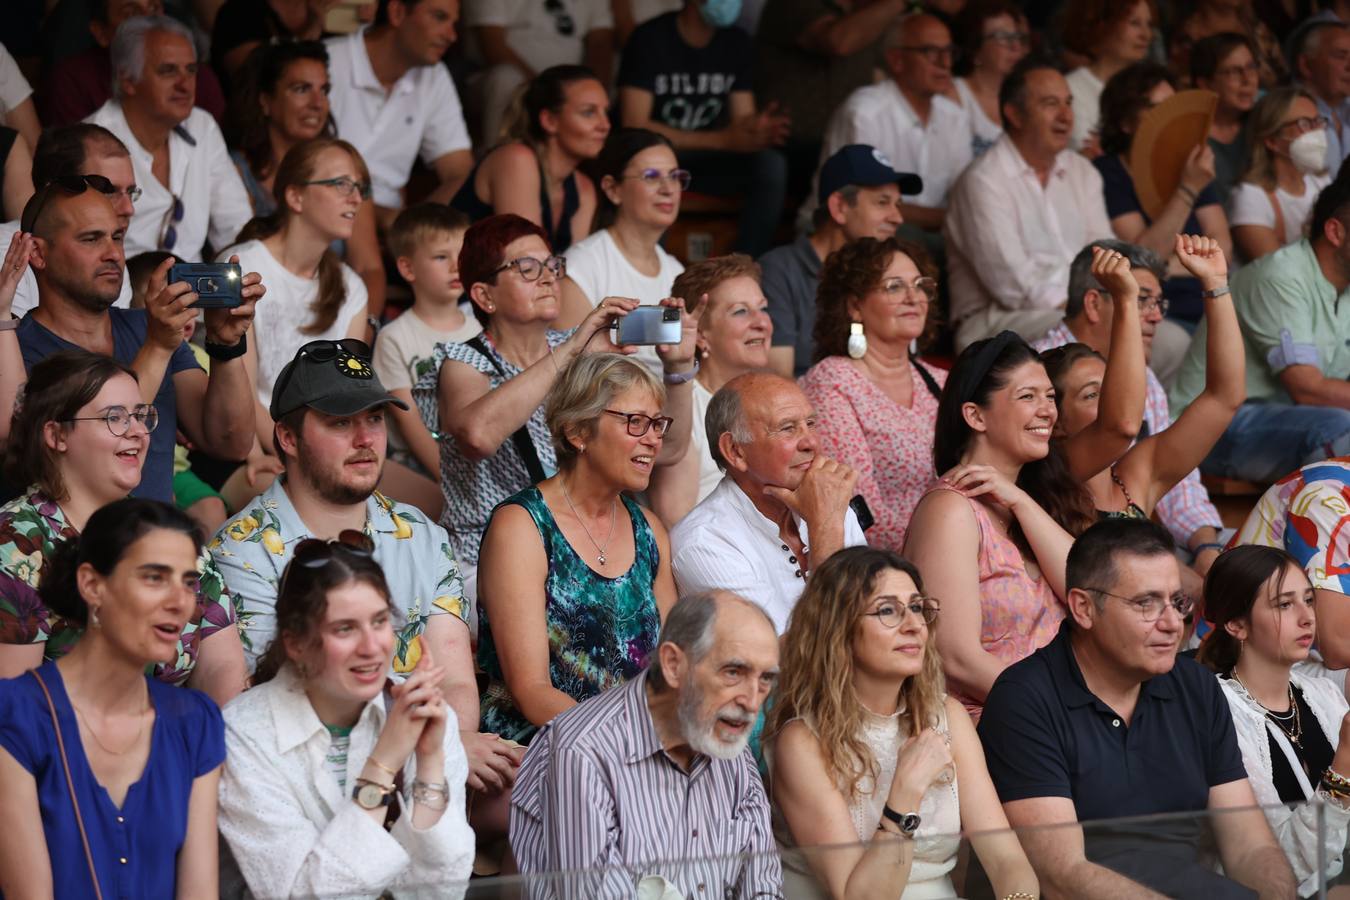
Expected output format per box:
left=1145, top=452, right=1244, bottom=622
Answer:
left=5, top=1, right=1350, bottom=898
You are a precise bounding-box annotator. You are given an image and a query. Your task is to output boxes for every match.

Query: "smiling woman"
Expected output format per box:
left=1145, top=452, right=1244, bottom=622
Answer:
left=0, top=498, right=226, bottom=899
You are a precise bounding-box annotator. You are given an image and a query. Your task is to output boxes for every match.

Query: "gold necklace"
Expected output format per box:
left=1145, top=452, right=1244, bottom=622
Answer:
left=72, top=701, right=149, bottom=756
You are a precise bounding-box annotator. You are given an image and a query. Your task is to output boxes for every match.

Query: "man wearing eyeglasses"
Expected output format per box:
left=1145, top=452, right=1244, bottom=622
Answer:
left=808, top=13, right=970, bottom=244
left=1033, top=240, right=1227, bottom=602
left=85, top=15, right=252, bottom=261
left=978, top=518, right=1297, bottom=900
left=1292, top=20, right=1350, bottom=174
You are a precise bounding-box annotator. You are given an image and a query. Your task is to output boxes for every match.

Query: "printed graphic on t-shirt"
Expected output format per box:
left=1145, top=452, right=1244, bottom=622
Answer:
left=653, top=72, right=736, bottom=130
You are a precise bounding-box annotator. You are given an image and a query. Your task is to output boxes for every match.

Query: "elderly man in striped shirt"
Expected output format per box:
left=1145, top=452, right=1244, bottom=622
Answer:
left=509, top=590, right=784, bottom=898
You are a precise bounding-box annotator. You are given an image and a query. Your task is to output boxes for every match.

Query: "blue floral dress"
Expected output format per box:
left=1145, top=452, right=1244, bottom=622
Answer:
left=477, top=487, right=662, bottom=743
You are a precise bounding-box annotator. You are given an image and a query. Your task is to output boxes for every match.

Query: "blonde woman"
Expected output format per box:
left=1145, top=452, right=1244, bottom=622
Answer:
left=1229, top=87, right=1331, bottom=263
left=767, top=546, right=1037, bottom=900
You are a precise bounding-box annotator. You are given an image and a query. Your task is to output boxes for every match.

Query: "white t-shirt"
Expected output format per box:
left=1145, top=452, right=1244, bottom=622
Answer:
left=372, top=303, right=481, bottom=451
left=0, top=45, right=32, bottom=117
left=954, top=78, right=1003, bottom=159
left=690, top=378, right=722, bottom=504
left=219, top=239, right=369, bottom=408
left=1066, top=66, right=1103, bottom=152
left=1228, top=173, right=1332, bottom=250
left=325, top=30, right=472, bottom=208
left=563, top=227, right=683, bottom=372
left=464, top=0, right=612, bottom=72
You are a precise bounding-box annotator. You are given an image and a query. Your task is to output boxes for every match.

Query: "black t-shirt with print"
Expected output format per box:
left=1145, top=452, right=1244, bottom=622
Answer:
left=618, top=13, right=754, bottom=133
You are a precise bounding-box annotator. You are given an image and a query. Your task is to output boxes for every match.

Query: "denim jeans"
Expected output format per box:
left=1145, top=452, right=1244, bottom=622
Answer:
left=680, top=148, right=788, bottom=257
left=1201, top=401, right=1350, bottom=483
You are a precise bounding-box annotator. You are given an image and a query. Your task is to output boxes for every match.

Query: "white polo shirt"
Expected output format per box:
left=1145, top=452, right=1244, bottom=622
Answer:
left=325, top=29, right=472, bottom=208
left=85, top=101, right=253, bottom=262
left=670, top=476, right=868, bottom=634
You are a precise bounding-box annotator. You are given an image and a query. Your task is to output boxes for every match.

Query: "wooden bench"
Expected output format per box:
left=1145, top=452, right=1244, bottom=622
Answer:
left=1200, top=474, right=1271, bottom=530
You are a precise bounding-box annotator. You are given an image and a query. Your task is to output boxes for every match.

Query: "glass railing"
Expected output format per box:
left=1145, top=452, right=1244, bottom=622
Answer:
left=260, top=800, right=1349, bottom=899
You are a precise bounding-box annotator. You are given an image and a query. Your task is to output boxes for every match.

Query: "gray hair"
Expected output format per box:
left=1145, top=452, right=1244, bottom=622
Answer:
left=647, top=591, right=773, bottom=691
left=110, top=15, right=196, bottom=99
left=705, top=381, right=754, bottom=472
left=1065, top=239, right=1165, bottom=319
left=544, top=352, right=665, bottom=470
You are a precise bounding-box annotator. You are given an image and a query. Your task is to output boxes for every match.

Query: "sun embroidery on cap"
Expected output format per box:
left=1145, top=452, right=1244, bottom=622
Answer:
left=335, top=349, right=373, bottom=379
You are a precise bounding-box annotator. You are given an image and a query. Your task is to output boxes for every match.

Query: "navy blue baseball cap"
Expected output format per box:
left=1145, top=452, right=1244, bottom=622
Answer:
left=817, top=144, right=924, bottom=204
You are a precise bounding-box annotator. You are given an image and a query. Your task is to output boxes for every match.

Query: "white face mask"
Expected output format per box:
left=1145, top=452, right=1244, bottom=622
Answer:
left=1289, top=129, right=1329, bottom=175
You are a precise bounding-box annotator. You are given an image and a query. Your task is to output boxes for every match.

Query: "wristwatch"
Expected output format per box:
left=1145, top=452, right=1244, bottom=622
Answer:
left=881, top=804, right=921, bottom=838
left=352, top=778, right=395, bottom=810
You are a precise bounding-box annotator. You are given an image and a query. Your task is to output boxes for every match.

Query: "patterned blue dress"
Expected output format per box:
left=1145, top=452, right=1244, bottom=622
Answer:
left=477, top=486, right=662, bottom=743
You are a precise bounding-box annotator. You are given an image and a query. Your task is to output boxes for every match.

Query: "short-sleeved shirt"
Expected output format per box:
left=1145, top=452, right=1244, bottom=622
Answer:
left=1170, top=238, right=1350, bottom=411
left=1227, top=173, right=1330, bottom=251
left=0, top=44, right=33, bottom=117
left=17, top=309, right=202, bottom=503
left=0, top=661, right=224, bottom=899
left=1234, top=457, right=1350, bottom=594
left=758, top=235, right=821, bottom=376
left=1094, top=153, right=1219, bottom=323
left=371, top=304, right=480, bottom=453
left=618, top=14, right=753, bottom=133
left=325, top=29, right=472, bottom=209
left=464, top=0, right=612, bottom=71
left=978, top=622, right=1250, bottom=895
left=209, top=480, right=468, bottom=670
left=753, top=0, right=881, bottom=144
left=0, top=486, right=236, bottom=684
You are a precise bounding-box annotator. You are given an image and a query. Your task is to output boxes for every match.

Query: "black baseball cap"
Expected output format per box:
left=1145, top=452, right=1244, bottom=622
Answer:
left=269, top=338, right=410, bottom=420
left=817, top=144, right=924, bottom=204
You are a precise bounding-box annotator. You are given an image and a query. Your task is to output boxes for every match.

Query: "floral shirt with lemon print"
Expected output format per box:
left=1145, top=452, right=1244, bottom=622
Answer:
left=209, top=479, right=468, bottom=673
left=0, top=486, right=236, bottom=684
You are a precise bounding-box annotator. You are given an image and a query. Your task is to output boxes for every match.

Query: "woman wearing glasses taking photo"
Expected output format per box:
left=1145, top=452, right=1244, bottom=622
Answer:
left=474, top=353, right=679, bottom=743
left=0, top=351, right=246, bottom=706
left=767, top=547, right=1037, bottom=900
left=224, top=137, right=439, bottom=512
left=0, top=498, right=226, bottom=899
left=219, top=535, right=473, bottom=898
left=427, top=213, right=693, bottom=576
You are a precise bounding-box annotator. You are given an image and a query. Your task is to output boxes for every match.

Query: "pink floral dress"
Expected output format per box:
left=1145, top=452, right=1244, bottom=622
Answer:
left=799, top=356, right=945, bottom=552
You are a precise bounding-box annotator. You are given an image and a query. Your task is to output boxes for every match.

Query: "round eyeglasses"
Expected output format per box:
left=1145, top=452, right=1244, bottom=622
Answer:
left=603, top=409, right=673, bottom=437
left=494, top=255, right=566, bottom=282
left=863, top=595, right=940, bottom=627
left=62, top=404, right=159, bottom=437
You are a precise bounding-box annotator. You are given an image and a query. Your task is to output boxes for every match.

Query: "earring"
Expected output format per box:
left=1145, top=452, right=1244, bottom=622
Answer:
left=485, top=303, right=495, bottom=313
left=88, top=606, right=101, bottom=629
left=847, top=322, right=867, bottom=359
left=700, top=347, right=710, bottom=360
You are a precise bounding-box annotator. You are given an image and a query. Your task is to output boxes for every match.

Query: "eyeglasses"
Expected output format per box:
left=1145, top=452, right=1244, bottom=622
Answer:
left=20, top=174, right=117, bottom=233
left=984, top=29, right=1029, bottom=47
left=863, top=595, right=941, bottom=627
left=898, top=44, right=956, bottom=65
left=880, top=276, right=937, bottom=300
left=159, top=194, right=184, bottom=251
left=1137, top=292, right=1169, bottom=315
left=272, top=338, right=374, bottom=409
left=278, top=529, right=377, bottom=598
left=62, top=404, right=159, bottom=437
left=1089, top=588, right=1194, bottom=622
left=302, top=176, right=373, bottom=200
left=1278, top=115, right=1329, bottom=136
left=1214, top=60, right=1259, bottom=81
left=494, top=255, right=566, bottom=282
left=603, top=409, right=674, bottom=437
left=621, top=168, right=692, bottom=191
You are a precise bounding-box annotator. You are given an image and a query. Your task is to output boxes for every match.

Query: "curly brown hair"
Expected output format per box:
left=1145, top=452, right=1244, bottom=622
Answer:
left=813, top=238, right=939, bottom=363
left=1060, top=0, right=1157, bottom=59
left=670, top=253, right=762, bottom=320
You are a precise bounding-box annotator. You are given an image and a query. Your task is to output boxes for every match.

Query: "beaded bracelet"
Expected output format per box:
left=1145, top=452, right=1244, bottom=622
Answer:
left=1002, top=893, right=1037, bottom=900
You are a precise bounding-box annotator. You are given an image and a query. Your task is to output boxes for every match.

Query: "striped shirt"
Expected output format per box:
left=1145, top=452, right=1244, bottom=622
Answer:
left=1032, top=320, right=1222, bottom=543
left=509, top=671, right=784, bottom=899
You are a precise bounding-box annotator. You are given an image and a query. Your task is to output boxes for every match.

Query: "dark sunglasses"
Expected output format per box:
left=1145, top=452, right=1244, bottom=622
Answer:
left=20, top=174, right=117, bottom=233
left=159, top=194, right=185, bottom=251
left=277, top=529, right=377, bottom=597
left=272, top=338, right=374, bottom=408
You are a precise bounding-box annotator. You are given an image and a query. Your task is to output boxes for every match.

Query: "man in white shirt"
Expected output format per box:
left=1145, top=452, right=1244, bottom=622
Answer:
left=945, top=59, right=1114, bottom=351
left=326, top=0, right=474, bottom=227
left=86, top=15, right=252, bottom=262
left=809, top=12, right=970, bottom=237
left=671, top=371, right=866, bottom=633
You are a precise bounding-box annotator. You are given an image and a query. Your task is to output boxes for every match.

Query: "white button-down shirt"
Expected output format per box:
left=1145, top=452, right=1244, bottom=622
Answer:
left=85, top=101, right=253, bottom=262
left=945, top=133, right=1114, bottom=325
left=325, top=30, right=472, bottom=208
left=218, top=664, right=474, bottom=900
left=670, top=476, right=868, bottom=634
left=819, top=79, right=972, bottom=210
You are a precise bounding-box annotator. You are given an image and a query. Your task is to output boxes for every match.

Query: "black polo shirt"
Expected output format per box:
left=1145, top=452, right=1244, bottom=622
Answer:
left=978, top=622, right=1254, bottom=898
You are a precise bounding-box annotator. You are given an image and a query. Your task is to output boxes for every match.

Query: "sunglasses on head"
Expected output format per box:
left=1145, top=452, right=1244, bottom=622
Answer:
left=272, top=338, right=374, bottom=409
left=20, top=174, right=117, bottom=234
left=277, top=529, right=377, bottom=597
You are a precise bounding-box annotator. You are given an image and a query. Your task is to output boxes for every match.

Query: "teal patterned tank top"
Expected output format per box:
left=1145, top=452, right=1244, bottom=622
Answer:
left=477, top=486, right=662, bottom=744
